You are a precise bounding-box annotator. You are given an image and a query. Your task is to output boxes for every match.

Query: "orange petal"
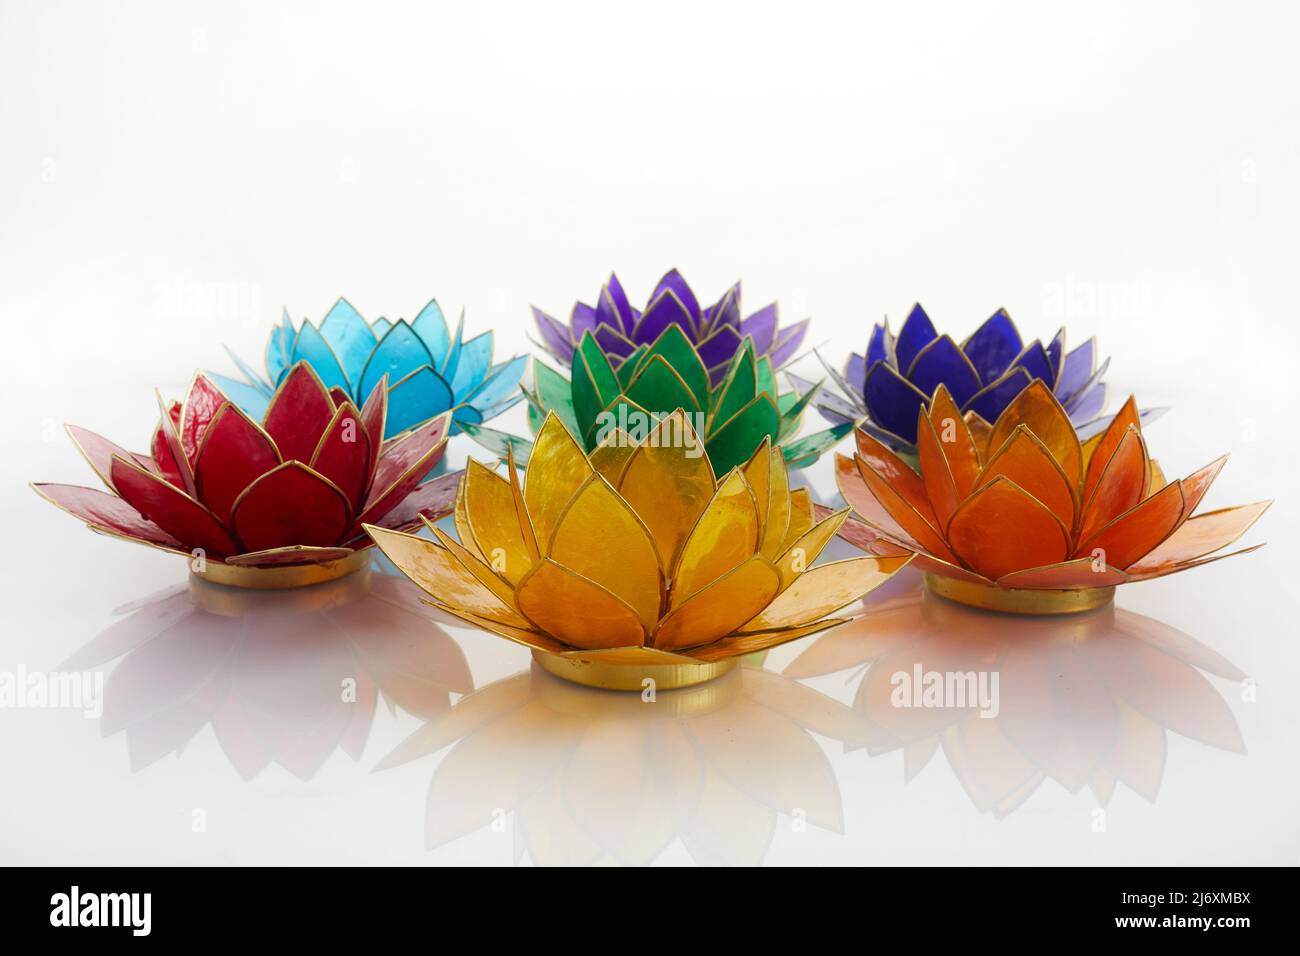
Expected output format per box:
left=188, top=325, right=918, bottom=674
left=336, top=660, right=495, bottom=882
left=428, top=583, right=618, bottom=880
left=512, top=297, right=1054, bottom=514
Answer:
left=985, top=380, right=1082, bottom=486
left=1174, top=454, right=1227, bottom=524
left=834, top=454, right=918, bottom=548
left=963, top=411, right=993, bottom=460
left=1078, top=426, right=1147, bottom=545
left=976, top=425, right=1076, bottom=530
left=853, top=428, right=935, bottom=521
left=1125, top=501, right=1271, bottom=575
left=916, top=414, right=960, bottom=530
left=946, top=477, right=1069, bottom=580
left=926, top=384, right=980, bottom=496
left=1082, top=395, right=1140, bottom=503
left=857, top=457, right=957, bottom=563
left=515, top=559, right=646, bottom=650
left=1075, top=480, right=1185, bottom=568
left=997, top=559, right=1128, bottom=589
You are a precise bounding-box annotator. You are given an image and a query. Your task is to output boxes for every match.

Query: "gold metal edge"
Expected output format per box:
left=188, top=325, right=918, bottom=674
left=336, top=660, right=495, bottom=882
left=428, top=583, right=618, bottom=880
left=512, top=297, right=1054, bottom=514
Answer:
left=924, top=571, right=1115, bottom=616
left=192, top=549, right=369, bottom=590
left=530, top=648, right=738, bottom=691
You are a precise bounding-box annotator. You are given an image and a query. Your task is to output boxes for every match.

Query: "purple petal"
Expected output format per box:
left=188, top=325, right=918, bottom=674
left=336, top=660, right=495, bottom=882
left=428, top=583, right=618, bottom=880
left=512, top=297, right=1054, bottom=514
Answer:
left=571, top=303, right=598, bottom=342
left=1065, top=381, right=1107, bottom=423
left=1009, top=340, right=1054, bottom=387
left=844, top=353, right=866, bottom=396
left=1045, top=327, right=1066, bottom=387
left=961, top=366, right=1032, bottom=423
left=962, top=309, right=1023, bottom=384
left=707, top=284, right=741, bottom=333
left=650, top=269, right=701, bottom=325
left=632, top=289, right=694, bottom=346
left=697, top=324, right=744, bottom=369
left=894, top=303, right=938, bottom=374
left=605, top=273, right=636, bottom=333
left=740, top=303, right=778, bottom=354
left=866, top=323, right=892, bottom=368
left=1055, top=338, right=1095, bottom=404
left=595, top=323, right=637, bottom=361
left=532, top=307, right=573, bottom=364
left=767, top=319, right=808, bottom=369
left=863, top=362, right=929, bottom=445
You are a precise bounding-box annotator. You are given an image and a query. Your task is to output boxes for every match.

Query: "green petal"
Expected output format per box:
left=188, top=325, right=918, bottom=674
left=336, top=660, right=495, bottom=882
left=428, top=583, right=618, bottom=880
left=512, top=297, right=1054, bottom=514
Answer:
left=614, top=345, right=648, bottom=389
left=637, top=325, right=710, bottom=409
left=756, top=354, right=777, bottom=398
left=705, top=394, right=781, bottom=476
left=461, top=422, right=534, bottom=464
left=572, top=333, right=620, bottom=435
left=779, top=421, right=856, bottom=469
left=712, top=344, right=757, bottom=429
left=624, top=354, right=702, bottom=417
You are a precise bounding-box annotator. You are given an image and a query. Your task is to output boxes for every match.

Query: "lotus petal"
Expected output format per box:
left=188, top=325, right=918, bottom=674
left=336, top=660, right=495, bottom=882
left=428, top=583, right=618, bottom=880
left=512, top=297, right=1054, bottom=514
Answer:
left=963, top=367, right=1032, bottom=426
left=356, top=413, right=450, bottom=528
left=230, top=461, right=352, bottom=551
left=1056, top=338, right=1095, bottom=404
left=411, top=299, right=451, bottom=368
left=356, top=321, right=434, bottom=409
left=926, top=385, right=981, bottom=495
left=906, top=335, right=981, bottom=409
left=65, top=424, right=141, bottom=492
left=741, top=556, right=910, bottom=631
left=894, top=304, right=939, bottom=374
left=450, top=331, right=494, bottom=397
left=1125, top=501, right=1271, bottom=574
left=1082, top=395, right=1140, bottom=496
left=291, top=321, right=351, bottom=394
left=309, top=401, right=371, bottom=507
left=672, top=470, right=759, bottom=604
left=31, top=482, right=183, bottom=551
left=1077, top=480, right=1185, bottom=568
left=696, top=324, right=744, bottom=370
left=633, top=289, right=694, bottom=347
left=1174, top=454, right=1228, bottom=524
left=707, top=394, right=781, bottom=475
left=986, top=379, right=1083, bottom=485
left=774, top=509, right=848, bottom=588
left=976, top=425, right=1076, bottom=530
left=548, top=474, right=663, bottom=630
left=387, top=366, right=455, bottom=436
left=650, top=268, right=701, bottom=323
left=264, top=363, right=336, bottom=464
left=833, top=454, right=919, bottom=548
left=653, top=557, right=780, bottom=650
left=515, top=559, right=646, bottom=649
left=193, top=404, right=282, bottom=523
left=224, top=545, right=357, bottom=568
left=362, top=470, right=459, bottom=532
left=961, top=309, right=1022, bottom=384
left=318, top=297, right=378, bottom=385
left=863, top=362, right=929, bottom=445
left=996, top=559, right=1129, bottom=589
left=1078, top=426, right=1147, bottom=545
left=741, top=303, right=779, bottom=354
left=532, top=306, right=572, bottom=361
left=179, top=373, right=228, bottom=463
left=946, top=477, right=1069, bottom=579
left=110, top=456, right=238, bottom=557
left=523, top=414, right=594, bottom=550
left=688, top=617, right=853, bottom=663
left=151, top=397, right=191, bottom=492
left=916, top=414, right=962, bottom=529
left=461, top=460, right=533, bottom=584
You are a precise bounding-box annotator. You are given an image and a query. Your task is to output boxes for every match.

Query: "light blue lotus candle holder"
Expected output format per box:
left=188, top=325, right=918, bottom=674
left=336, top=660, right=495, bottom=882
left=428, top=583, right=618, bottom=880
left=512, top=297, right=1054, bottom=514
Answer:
left=211, top=297, right=526, bottom=438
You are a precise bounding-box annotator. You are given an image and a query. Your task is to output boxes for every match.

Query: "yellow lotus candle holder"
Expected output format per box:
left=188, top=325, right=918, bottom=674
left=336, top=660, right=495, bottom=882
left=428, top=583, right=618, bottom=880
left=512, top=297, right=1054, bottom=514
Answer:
left=366, top=410, right=910, bottom=690
left=833, top=381, right=1269, bottom=615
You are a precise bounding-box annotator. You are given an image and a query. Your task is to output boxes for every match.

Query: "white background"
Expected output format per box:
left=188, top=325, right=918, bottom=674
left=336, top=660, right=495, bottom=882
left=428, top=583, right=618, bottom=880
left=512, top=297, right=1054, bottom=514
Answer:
left=1, top=0, right=1296, bottom=865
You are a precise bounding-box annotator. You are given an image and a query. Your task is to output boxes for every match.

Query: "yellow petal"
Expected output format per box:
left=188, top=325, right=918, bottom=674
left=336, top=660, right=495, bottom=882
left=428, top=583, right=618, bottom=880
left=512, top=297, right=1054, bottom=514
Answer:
left=616, top=410, right=715, bottom=572
left=548, top=474, right=663, bottom=630
left=452, top=470, right=482, bottom=561
left=689, top=617, right=854, bottom=662
left=463, top=459, right=532, bottom=584
left=429, top=524, right=526, bottom=618
left=740, top=438, right=772, bottom=529
left=773, top=508, right=849, bottom=589
left=653, top=557, right=780, bottom=650
left=515, top=558, right=646, bottom=649
left=759, top=450, right=791, bottom=558
left=780, top=487, right=815, bottom=554
left=671, top=470, right=759, bottom=605
left=740, top=555, right=910, bottom=632
left=524, top=412, right=593, bottom=551
left=506, top=444, right=540, bottom=561
left=589, top=429, right=637, bottom=483
left=364, top=524, right=531, bottom=628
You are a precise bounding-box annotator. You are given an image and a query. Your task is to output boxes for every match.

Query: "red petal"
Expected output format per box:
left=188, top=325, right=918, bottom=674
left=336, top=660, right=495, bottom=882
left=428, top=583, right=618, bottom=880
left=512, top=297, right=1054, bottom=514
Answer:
left=358, top=375, right=388, bottom=494
left=365, top=470, right=460, bottom=531
left=153, top=394, right=195, bottom=494
left=309, top=402, right=371, bottom=508
left=224, top=545, right=357, bottom=567
left=356, top=413, right=450, bottom=529
left=32, top=482, right=183, bottom=551
left=230, top=461, right=353, bottom=552
left=193, top=405, right=282, bottom=523
left=263, top=363, right=336, bottom=463
left=328, top=386, right=350, bottom=407
left=179, top=373, right=229, bottom=463
left=110, top=456, right=239, bottom=557
left=66, top=424, right=143, bottom=492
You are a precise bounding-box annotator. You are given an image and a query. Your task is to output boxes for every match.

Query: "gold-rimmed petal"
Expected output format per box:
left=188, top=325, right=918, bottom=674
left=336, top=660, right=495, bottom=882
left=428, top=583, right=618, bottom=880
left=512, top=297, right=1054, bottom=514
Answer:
left=976, top=424, right=1077, bottom=531
left=223, top=545, right=357, bottom=567
left=671, top=469, right=760, bottom=605
left=927, top=384, right=981, bottom=494
left=1075, top=480, right=1185, bottom=568
left=653, top=556, right=781, bottom=651
left=739, top=555, right=911, bottom=632
left=1082, top=395, right=1140, bottom=501
left=916, top=412, right=961, bottom=529
left=1124, top=501, right=1272, bottom=574
left=995, top=558, right=1129, bottom=590
left=834, top=453, right=919, bottom=548
left=779, top=487, right=816, bottom=555
left=688, top=617, right=855, bottom=663
left=1078, top=425, right=1148, bottom=545
left=427, top=524, right=525, bottom=615
left=985, top=379, right=1082, bottom=486
left=946, top=476, right=1069, bottom=580
left=773, top=508, right=849, bottom=590
left=462, top=459, right=532, bottom=584
left=759, top=448, right=791, bottom=558
left=855, top=455, right=957, bottom=563
left=524, top=412, right=594, bottom=551
left=514, top=558, right=646, bottom=650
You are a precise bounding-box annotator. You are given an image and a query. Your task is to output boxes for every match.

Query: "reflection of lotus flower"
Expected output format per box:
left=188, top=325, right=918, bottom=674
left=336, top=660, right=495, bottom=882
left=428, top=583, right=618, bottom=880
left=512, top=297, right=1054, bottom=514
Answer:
left=786, top=584, right=1246, bottom=818
left=378, top=664, right=869, bottom=864
left=475, top=326, right=850, bottom=478
left=63, top=571, right=472, bottom=780
left=833, top=381, right=1268, bottom=613
left=532, top=269, right=808, bottom=385
left=213, top=297, right=525, bottom=438
left=793, top=304, right=1163, bottom=454
left=368, top=411, right=909, bottom=690
left=33, top=363, right=459, bottom=588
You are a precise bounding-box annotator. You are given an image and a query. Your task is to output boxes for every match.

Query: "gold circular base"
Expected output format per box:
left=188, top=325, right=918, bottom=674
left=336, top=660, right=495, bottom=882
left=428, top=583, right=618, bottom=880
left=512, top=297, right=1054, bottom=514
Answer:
left=530, top=650, right=738, bottom=691
left=925, top=572, right=1115, bottom=616
left=193, top=550, right=369, bottom=590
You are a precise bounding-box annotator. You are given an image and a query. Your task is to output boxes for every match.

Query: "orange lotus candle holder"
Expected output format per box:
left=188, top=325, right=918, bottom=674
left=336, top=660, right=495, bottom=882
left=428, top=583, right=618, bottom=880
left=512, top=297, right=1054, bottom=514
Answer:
left=833, top=380, right=1269, bottom=614
left=367, top=410, right=910, bottom=689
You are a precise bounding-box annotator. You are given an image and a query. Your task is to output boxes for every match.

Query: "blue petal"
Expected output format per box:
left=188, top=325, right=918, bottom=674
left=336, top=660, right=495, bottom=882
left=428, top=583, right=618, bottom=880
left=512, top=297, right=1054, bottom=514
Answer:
left=1045, top=328, right=1066, bottom=387
left=1008, top=340, right=1054, bottom=388
left=1055, top=338, right=1095, bottom=405
left=962, top=367, right=1032, bottom=423
left=463, top=354, right=527, bottom=412
left=357, top=321, right=435, bottom=407
left=224, top=346, right=273, bottom=395
left=291, top=321, right=352, bottom=393
left=318, top=297, right=378, bottom=388
left=385, top=366, right=455, bottom=437
left=1065, top=381, right=1106, bottom=423
left=906, top=335, right=981, bottom=408
left=962, top=309, right=1023, bottom=384
left=411, top=299, right=450, bottom=369
left=206, top=371, right=271, bottom=423
left=844, top=353, right=866, bottom=395
left=441, top=312, right=466, bottom=381
left=863, top=362, right=929, bottom=444
left=372, top=317, right=393, bottom=337
left=266, top=308, right=294, bottom=383
left=866, top=323, right=892, bottom=368
left=450, top=331, right=494, bottom=399
left=894, top=304, right=938, bottom=374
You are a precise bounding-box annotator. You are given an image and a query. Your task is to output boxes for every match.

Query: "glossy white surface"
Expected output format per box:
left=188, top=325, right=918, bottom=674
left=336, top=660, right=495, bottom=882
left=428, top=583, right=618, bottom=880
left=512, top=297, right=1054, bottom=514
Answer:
left=1, top=0, right=1296, bottom=865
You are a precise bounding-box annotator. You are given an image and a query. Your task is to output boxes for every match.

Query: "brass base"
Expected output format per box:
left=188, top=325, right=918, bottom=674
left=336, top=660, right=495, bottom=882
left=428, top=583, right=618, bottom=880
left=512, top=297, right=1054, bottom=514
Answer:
left=193, top=550, right=369, bottom=590
left=925, top=572, right=1115, bottom=616
left=530, top=649, right=738, bottom=691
